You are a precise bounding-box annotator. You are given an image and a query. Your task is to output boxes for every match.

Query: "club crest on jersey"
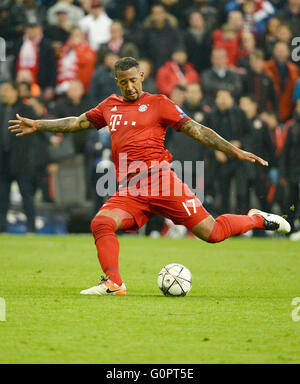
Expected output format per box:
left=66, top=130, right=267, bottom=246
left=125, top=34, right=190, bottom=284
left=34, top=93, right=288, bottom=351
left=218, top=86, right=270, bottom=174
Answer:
left=138, top=104, right=148, bottom=112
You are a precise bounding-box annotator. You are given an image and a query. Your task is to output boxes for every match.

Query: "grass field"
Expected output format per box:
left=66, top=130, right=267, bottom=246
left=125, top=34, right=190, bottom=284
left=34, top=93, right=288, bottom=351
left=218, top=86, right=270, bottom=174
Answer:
left=0, top=234, right=300, bottom=364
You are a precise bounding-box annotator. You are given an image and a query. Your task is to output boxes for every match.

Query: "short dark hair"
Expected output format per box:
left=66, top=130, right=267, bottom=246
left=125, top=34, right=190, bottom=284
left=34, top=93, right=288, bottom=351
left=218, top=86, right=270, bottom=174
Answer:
left=216, top=88, right=232, bottom=96
left=115, top=57, right=139, bottom=76
left=173, top=84, right=186, bottom=92
left=240, top=94, right=257, bottom=104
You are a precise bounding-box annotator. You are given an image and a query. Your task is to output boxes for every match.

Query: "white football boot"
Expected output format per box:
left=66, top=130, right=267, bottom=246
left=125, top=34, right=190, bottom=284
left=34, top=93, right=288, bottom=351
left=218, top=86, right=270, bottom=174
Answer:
left=80, top=276, right=127, bottom=296
left=248, top=209, right=291, bottom=234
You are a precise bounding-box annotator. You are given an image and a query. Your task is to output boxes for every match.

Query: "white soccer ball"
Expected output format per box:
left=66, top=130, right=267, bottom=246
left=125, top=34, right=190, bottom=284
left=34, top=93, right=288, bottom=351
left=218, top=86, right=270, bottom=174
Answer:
left=157, top=264, right=192, bottom=296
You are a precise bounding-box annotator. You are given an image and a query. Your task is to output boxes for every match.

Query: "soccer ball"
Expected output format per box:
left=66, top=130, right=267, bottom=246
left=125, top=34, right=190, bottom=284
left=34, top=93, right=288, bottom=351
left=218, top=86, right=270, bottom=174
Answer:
left=157, top=264, right=192, bottom=296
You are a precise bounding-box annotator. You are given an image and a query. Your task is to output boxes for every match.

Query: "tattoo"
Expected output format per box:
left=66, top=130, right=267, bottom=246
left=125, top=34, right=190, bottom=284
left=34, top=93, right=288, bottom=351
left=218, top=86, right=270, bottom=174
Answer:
left=180, top=120, right=239, bottom=157
left=37, top=114, right=94, bottom=133
left=79, top=116, right=93, bottom=131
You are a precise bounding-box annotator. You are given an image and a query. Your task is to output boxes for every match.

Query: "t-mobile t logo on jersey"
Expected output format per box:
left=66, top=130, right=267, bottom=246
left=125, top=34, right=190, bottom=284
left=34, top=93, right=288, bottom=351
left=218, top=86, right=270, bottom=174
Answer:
left=109, top=115, right=137, bottom=132
left=110, top=114, right=123, bottom=131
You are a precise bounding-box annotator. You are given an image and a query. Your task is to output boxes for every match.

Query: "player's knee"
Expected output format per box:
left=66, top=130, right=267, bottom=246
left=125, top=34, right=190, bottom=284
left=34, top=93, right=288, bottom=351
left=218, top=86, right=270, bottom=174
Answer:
left=91, top=215, right=117, bottom=237
left=191, top=216, right=215, bottom=241
left=206, top=216, right=229, bottom=244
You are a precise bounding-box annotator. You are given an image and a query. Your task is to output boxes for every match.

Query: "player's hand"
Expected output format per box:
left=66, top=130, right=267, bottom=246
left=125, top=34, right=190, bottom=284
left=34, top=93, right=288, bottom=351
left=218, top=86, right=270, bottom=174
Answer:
left=8, top=114, right=38, bottom=137
left=236, top=149, right=269, bottom=167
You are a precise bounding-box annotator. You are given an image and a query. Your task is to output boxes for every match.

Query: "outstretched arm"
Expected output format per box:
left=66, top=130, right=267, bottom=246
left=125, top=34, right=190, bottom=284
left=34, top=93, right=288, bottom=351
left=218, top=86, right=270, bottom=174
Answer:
left=180, top=119, right=268, bottom=167
left=8, top=113, right=95, bottom=137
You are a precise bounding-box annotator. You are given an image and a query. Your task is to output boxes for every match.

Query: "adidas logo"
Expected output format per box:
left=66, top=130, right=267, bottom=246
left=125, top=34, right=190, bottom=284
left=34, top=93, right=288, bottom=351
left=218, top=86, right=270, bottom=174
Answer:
left=111, top=106, right=117, bottom=111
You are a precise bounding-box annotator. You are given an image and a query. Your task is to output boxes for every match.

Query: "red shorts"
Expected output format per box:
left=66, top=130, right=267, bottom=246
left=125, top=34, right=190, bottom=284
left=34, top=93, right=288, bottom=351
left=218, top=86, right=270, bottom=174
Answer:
left=99, top=167, right=210, bottom=232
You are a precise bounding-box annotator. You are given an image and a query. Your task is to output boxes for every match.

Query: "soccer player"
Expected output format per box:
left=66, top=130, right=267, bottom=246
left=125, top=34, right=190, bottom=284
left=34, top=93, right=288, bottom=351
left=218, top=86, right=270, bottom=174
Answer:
left=8, top=57, right=291, bottom=296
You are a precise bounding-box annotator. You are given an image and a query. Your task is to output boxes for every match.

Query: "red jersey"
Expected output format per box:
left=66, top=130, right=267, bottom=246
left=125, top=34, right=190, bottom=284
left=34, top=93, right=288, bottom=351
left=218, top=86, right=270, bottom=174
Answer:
left=86, top=92, right=191, bottom=182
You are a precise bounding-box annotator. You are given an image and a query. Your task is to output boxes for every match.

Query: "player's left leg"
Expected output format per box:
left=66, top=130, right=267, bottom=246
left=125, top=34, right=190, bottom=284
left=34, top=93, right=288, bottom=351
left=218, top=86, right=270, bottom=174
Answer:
left=153, top=169, right=291, bottom=243
left=191, top=210, right=291, bottom=242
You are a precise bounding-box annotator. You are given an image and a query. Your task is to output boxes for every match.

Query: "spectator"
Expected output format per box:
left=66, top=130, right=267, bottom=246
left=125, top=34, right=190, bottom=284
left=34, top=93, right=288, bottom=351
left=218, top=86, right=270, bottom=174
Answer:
left=277, top=0, right=300, bottom=36
left=14, top=20, right=57, bottom=102
left=184, top=11, right=212, bottom=73
left=56, top=27, right=96, bottom=95
left=17, top=80, right=32, bottom=101
left=121, top=2, right=145, bottom=49
left=276, top=24, right=293, bottom=46
left=264, top=42, right=299, bottom=122
left=47, top=0, right=84, bottom=28
left=239, top=95, right=275, bottom=211
left=98, top=21, right=139, bottom=64
left=169, top=84, right=186, bottom=107
left=138, top=58, right=158, bottom=94
left=27, top=96, right=56, bottom=203
left=259, top=16, right=280, bottom=60
left=260, top=109, right=291, bottom=210
left=227, top=10, right=244, bottom=33
left=79, top=0, right=92, bottom=15
left=88, top=52, right=121, bottom=106
left=226, top=0, right=275, bottom=27
left=201, top=48, right=243, bottom=106
left=44, top=6, right=72, bottom=53
left=184, top=0, right=220, bottom=30
left=156, top=48, right=200, bottom=97
left=106, top=0, right=149, bottom=21
left=79, top=0, right=112, bottom=51
left=86, top=127, right=112, bottom=214
left=205, top=89, right=250, bottom=213
left=242, top=0, right=275, bottom=36
left=182, top=83, right=210, bottom=124
left=143, top=4, right=183, bottom=71
left=280, top=99, right=300, bottom=236
left=0, top=82, right=37, bottom=233
left=213, top=23, right=240, bottom=67
left=21, top=0, right=47, bottom=25
left=0, top=0, right=26, bottom=51
left=54, top=80, right=92, bottom=154
left=16, top=69, right=41, bottom=99
left=144, top=2, right=178, bottom=28
left=237, top=30, right=256, bottom=69
left=242, top=49, right=278, bottom=113
left=159, top=0, right=183, bottom=25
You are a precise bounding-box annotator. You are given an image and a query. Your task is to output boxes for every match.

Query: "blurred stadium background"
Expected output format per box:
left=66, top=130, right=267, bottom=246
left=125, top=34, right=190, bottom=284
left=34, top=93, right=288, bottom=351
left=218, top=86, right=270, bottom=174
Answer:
left=1, top=0, right=300, bottom=238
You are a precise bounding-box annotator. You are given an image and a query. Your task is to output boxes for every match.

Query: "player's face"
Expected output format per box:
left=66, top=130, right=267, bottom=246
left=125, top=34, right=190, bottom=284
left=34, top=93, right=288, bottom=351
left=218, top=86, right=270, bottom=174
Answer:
left=115, top=67, right=144, bottom=102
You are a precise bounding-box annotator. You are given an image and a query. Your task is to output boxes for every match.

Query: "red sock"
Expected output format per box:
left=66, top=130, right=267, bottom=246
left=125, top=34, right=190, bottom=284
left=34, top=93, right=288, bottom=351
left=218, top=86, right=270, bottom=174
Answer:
left=91, top=215, right=122, bottom=286
left=207, top=214, right=265, bottom=243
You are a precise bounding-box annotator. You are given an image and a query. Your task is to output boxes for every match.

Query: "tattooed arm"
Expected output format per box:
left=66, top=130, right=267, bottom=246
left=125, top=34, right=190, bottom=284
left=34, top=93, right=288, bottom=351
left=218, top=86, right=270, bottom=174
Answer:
left=180, top=119, right=268, bottom=166
left=8, top=113, right=95, bottom=136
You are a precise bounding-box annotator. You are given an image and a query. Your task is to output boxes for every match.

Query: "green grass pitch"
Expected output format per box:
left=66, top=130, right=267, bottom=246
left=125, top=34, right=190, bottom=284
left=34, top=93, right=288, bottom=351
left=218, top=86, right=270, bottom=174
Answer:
left=0, top=234, right=300, bottom=364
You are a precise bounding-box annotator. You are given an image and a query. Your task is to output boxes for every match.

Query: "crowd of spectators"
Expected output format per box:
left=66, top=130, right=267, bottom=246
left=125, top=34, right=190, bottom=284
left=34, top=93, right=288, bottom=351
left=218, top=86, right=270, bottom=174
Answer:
left=0, top=0, right=300, bottom=238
